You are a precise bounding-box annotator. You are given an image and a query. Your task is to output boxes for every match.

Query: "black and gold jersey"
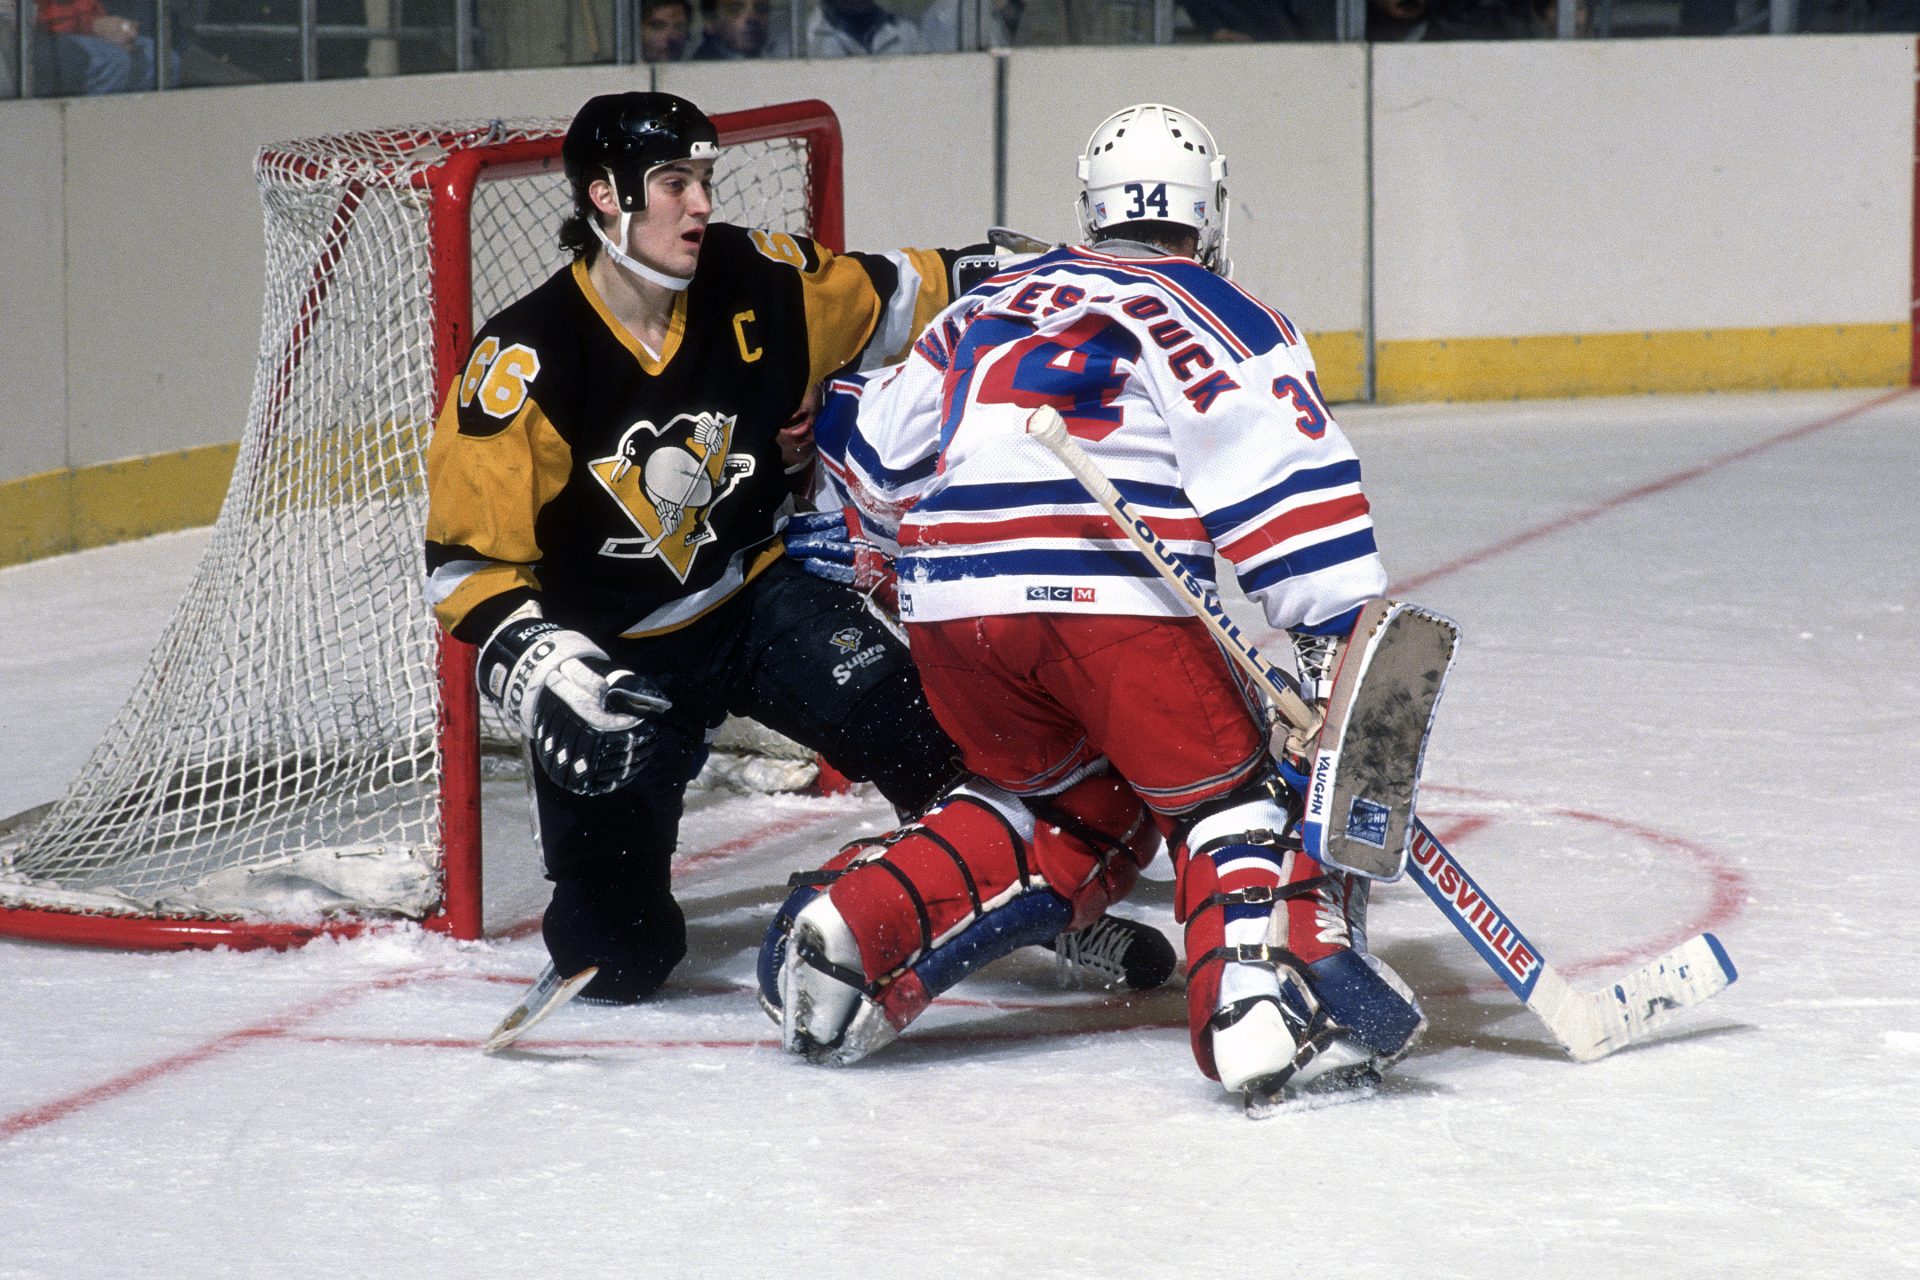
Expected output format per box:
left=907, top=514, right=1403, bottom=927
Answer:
left=425, top=223, right=959, bottom=644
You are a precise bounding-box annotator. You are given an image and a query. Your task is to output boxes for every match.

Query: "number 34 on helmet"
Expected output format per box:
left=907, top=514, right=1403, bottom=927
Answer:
left=1076, top=103, right=1231, bottom=277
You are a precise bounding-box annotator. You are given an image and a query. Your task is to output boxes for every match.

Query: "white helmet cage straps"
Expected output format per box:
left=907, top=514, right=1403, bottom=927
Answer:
left=1076, top=103, right=1231, bottom=275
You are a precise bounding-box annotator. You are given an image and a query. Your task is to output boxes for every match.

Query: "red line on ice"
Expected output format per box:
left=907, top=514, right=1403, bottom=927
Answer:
left=0, top=970, right=430, bottom=1143
left=1415, top=784, right=1751, bottom=1000
left=1390, top=387, right=1914, bottom=596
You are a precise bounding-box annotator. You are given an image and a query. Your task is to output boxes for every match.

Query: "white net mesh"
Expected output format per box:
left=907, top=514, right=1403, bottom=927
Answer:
left=0, top=113, right=824, bottom=931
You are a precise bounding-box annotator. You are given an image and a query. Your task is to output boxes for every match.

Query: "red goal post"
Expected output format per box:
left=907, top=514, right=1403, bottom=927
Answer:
left=0, top=100, right=845, bottom=951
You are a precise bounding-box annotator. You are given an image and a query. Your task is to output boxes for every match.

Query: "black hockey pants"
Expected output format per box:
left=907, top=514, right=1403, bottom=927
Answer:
left=534, top=559, right=959, bottom=1003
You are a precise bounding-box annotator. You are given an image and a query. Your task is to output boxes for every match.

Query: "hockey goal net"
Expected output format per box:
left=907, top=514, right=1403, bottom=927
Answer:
left=0, top=100, right=844, bottom=950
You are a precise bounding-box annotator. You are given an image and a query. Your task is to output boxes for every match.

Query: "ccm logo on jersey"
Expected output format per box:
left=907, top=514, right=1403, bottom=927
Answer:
left=1025, top=585, right=1097, bottom=603
left=1410, top=826, right=1541, bottom=986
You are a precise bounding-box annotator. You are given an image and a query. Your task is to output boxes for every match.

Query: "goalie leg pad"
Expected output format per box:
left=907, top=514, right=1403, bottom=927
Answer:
left=1174, top=787, right=1415, bottom=1088
left=1175, top=828, right=1294, bottom=1083
left=775, top=772, right=1152, bottom=1062
left=1023, top=768, right=1160, bottom=929
left=824, top=781, right=1039, bottom=980
left=780, top=865, right=1073, bottom=1066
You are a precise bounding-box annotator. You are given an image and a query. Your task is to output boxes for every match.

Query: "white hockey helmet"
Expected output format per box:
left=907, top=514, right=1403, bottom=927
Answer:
left=1076, top=103, right=1230, bottom=275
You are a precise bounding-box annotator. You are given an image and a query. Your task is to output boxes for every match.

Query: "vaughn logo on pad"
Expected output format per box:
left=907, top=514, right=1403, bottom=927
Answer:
left=1344, top=796, right=1391, bottom=849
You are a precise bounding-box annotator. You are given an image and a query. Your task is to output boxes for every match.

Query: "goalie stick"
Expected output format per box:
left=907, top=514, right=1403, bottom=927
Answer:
left=1024, top=406, right=1739, bottom=1058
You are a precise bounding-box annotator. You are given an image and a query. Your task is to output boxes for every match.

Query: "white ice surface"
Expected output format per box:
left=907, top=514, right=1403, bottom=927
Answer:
left=2, top=390, right=1917, bottom=1278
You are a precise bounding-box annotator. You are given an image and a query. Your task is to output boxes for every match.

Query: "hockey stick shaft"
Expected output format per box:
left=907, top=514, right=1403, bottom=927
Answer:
left=1024, top=407, right=1321, bottom=735
left=1026, top=407, right=1738, bottom=1059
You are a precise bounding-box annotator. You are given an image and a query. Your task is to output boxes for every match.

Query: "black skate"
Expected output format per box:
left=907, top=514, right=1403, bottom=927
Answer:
left=1044, top=913, right=1178, bottom=991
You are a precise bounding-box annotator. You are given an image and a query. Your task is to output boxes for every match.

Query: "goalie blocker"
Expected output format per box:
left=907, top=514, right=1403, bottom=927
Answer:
left=1298, top=598, right=1460, bottom=881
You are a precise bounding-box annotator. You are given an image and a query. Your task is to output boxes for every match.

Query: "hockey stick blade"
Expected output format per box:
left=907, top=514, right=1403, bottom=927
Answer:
left=482, top=963, right=599, bottom=1054
left=1407, top=819, right=1737, bottom=1061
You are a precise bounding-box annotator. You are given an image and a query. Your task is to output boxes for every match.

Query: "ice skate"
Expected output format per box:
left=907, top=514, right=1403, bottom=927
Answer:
left=1045, top=913, right=1178, bottom=991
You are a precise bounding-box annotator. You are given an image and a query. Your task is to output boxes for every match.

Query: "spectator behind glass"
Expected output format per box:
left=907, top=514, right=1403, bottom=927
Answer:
left=691, top=0, right=790, bottom=57
left=918, top=0, right=1024, bottom=49
left=2, top=0, right=17, bottom=95
left=1181, top=0, right=1334, bottom=38
left=641, top=0, right=690, bottom=61
left=1366, top=0, right=1536, bottom=37
left=805, top=0, right=922, bottom=54
left=33, top=0, right=176, bottom=94
left=114, top=0, right=256, bottom=84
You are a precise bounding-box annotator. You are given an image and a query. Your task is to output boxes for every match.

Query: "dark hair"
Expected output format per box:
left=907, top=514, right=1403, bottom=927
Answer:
left=1093, top=220, right=1198, bottom=255
left=558, top=210, right=600, bottom=262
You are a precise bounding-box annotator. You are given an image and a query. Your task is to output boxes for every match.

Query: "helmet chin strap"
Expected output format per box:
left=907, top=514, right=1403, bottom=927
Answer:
left=593, top=217, right=695, bottom=292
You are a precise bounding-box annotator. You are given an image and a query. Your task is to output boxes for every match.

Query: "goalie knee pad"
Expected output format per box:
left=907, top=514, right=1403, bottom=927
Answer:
left=770, top=774, right=1157, bottom=1063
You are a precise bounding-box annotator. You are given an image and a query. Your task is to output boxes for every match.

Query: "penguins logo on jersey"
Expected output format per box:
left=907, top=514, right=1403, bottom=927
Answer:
left=588, top=411, right=756, bottom=581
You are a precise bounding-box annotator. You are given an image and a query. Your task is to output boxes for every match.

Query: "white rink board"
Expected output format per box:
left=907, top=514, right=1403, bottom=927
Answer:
left=661, top=54, right=998, bottom=254
left=1372, top=36, right=1913, bottom=340
left=0, top=99, right=68, bottom=483
left=1002, top=44, right=1371, bottom=340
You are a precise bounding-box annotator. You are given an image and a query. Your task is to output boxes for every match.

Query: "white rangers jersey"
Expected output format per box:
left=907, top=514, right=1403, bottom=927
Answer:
left=812, top=244, right=1388, bottom=636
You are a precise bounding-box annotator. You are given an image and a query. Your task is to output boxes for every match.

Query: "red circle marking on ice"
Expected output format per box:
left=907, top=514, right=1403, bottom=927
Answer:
left=1415, top=782, right=1750, bottom=1000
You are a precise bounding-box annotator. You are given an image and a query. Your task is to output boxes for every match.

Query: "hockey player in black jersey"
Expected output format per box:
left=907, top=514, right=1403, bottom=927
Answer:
left=427, top=92, right=1174, bottom=1009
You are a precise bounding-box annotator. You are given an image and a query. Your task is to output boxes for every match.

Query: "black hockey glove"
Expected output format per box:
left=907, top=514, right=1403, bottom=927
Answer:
left=478, top=616, right=672, bottom=798
left=950, top=227, right=1057, bottom=295
left=949, top=243, right=1004, bottom=297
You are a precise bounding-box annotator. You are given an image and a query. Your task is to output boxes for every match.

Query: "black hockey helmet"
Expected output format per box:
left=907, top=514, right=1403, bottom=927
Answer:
left=562, top=92, right=720, bottom=214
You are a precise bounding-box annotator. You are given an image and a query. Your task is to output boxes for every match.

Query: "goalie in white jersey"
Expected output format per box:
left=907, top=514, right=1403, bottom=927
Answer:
left=764, top=103, right=1425, bottom=1107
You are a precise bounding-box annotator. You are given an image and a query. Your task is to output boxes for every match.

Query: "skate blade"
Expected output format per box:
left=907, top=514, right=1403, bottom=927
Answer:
left=1239, top=1028, right=1382, bottom=1118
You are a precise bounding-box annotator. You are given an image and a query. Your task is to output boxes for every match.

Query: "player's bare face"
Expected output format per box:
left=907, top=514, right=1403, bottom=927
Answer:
left=631, top=160, right=715, bottom=280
